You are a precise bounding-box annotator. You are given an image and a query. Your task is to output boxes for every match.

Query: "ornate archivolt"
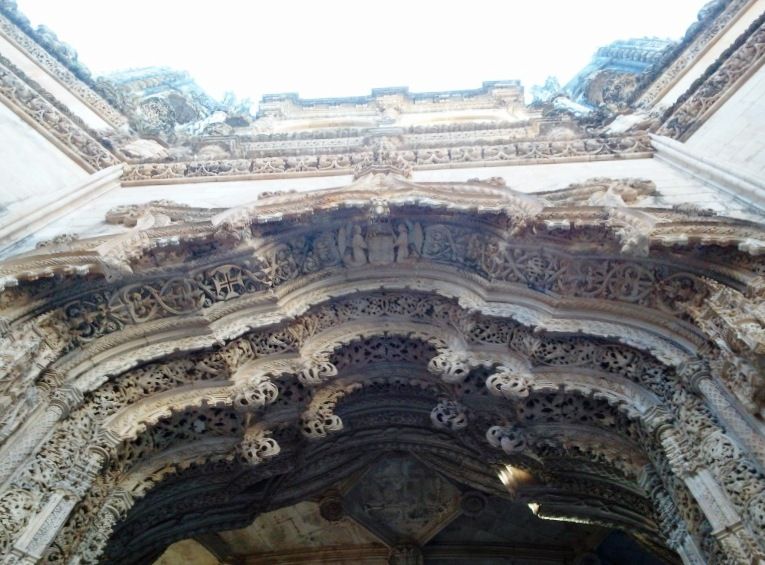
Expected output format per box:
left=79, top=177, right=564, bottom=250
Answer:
left=1, top=172, right=764, bottom=564
left=0, top=291, right=761, bottom=562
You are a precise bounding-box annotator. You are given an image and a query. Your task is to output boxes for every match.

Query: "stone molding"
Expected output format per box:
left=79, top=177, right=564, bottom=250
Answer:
left=8, top=297, right=760, bottom=560
left=658, top=13, right=765, bottom=141
left=121, top=134, right=654, bottom=184
left=0, top=54, right=120, bottom=171
left=0, top=9, right=126, bottom=128
left=651, top=134, right=765, bottom=213
left=0, top=165, right=123, bottom=256
left=635, top=0, right=756, bottom=109
left=2, top=174, right=763, bottom=292
left=0, top=1, right=126, bottom=126
left=1, top=173, right=763, bottom=421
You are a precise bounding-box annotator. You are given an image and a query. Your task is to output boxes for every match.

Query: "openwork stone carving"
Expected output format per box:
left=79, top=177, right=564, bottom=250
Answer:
left=298, top=354, right=338, bottom=386
left=230, top=375, right=279, bottom=411
left=747, top=491, right=765, bottom=534
left=238, top=429, right=280, bottom=465
left=0, top=55, right=119, bottom=171
left=486, top=425, right=529, bottom=455
left=430, top=400, right=468, bottom=431
left=301, top=400, right=343, bottom=439
left=427, top=350, right=471, bottom=384
left=659, top=16, right=765, bottom=140
left=485, top=363, right=533, bottom=400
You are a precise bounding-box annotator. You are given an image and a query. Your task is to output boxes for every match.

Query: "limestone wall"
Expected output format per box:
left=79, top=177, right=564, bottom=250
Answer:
left=685, top=63, right=765, bottom=181
left=0, top=101, right=88, bottom=214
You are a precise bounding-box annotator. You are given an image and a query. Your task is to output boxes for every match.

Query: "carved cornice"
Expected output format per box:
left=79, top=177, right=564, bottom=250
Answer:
left=0, top=8, right=126, bottom=128
left=0, top=53, right=120, bottom=171
left=635, top=0, right=754, bottom=108
left=658, top=13, right=765, bottom=140
left=121, top=134, right=654, bottom=184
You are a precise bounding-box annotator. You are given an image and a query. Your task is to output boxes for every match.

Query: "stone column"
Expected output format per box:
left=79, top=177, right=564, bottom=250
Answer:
left=0, top=382, right=83, bottom=487
left=68, top=487, right=134, bottom=564
left=638, top=465, right=706, bottom=565
left=3, top=433, right=119, bottom=565
left=644, top=407, right=763, bottom=563
left=678, top=359, right=765, bottom=469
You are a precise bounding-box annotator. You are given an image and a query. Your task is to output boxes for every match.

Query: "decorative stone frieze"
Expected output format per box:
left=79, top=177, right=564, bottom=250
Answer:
left=635, top=0, right=752, bottom=108
left=121, top=134, right=654, bottom=183
left=659, top=14, right=765, bottom=140
left=0, top=56, right=119, bottom=171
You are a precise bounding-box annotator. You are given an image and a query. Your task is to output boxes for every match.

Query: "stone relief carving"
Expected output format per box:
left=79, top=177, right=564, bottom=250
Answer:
left=635, top=0, right=750, bottom=108
left=659, top=16, right=765, bottom=140
left=0, top=55, right=119, bottom=171
left=121, top=135, right=654, bottom=183
left=430, top=399, right=468, bottom=431
left=238, top=429, right=280, bottom=465
left=2, top=286, right=756, bottom=560
left=0, top=177, right=761, bottom=563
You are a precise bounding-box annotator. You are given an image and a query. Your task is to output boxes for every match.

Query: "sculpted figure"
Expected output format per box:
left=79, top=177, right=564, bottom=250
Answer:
left=349, top=225, right=368, bottom=266
left=394, top=224, right=409, bottom=263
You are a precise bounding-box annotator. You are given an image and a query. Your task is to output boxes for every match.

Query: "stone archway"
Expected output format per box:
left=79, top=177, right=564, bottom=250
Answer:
left=1, top=173, right=764, bottom=564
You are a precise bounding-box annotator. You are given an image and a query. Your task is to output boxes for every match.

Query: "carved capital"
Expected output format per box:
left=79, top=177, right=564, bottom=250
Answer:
left=677, top=357, right=712, bottom=393
left=47, top=385, right=84, bottom=418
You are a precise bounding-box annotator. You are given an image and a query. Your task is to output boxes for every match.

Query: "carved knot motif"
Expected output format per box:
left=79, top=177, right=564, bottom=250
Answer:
left=239, top=429, right=280, bottom=465
left=301, top=400, right=343, bottom=439
left=427, top=350, right=471, bottom=384
left=298, top=355, right=338, bottom=386
left=486, top=425, right=528, bottom=455
left=230, top=375, right=279, bottom=411
left=430, top=399, right=468, bottom=431
left=485, top=362, right=533, bottom=399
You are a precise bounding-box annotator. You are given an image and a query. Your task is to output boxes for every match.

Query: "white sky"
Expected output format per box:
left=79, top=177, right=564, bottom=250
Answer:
left=17, top=1, right=708, bottom=108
